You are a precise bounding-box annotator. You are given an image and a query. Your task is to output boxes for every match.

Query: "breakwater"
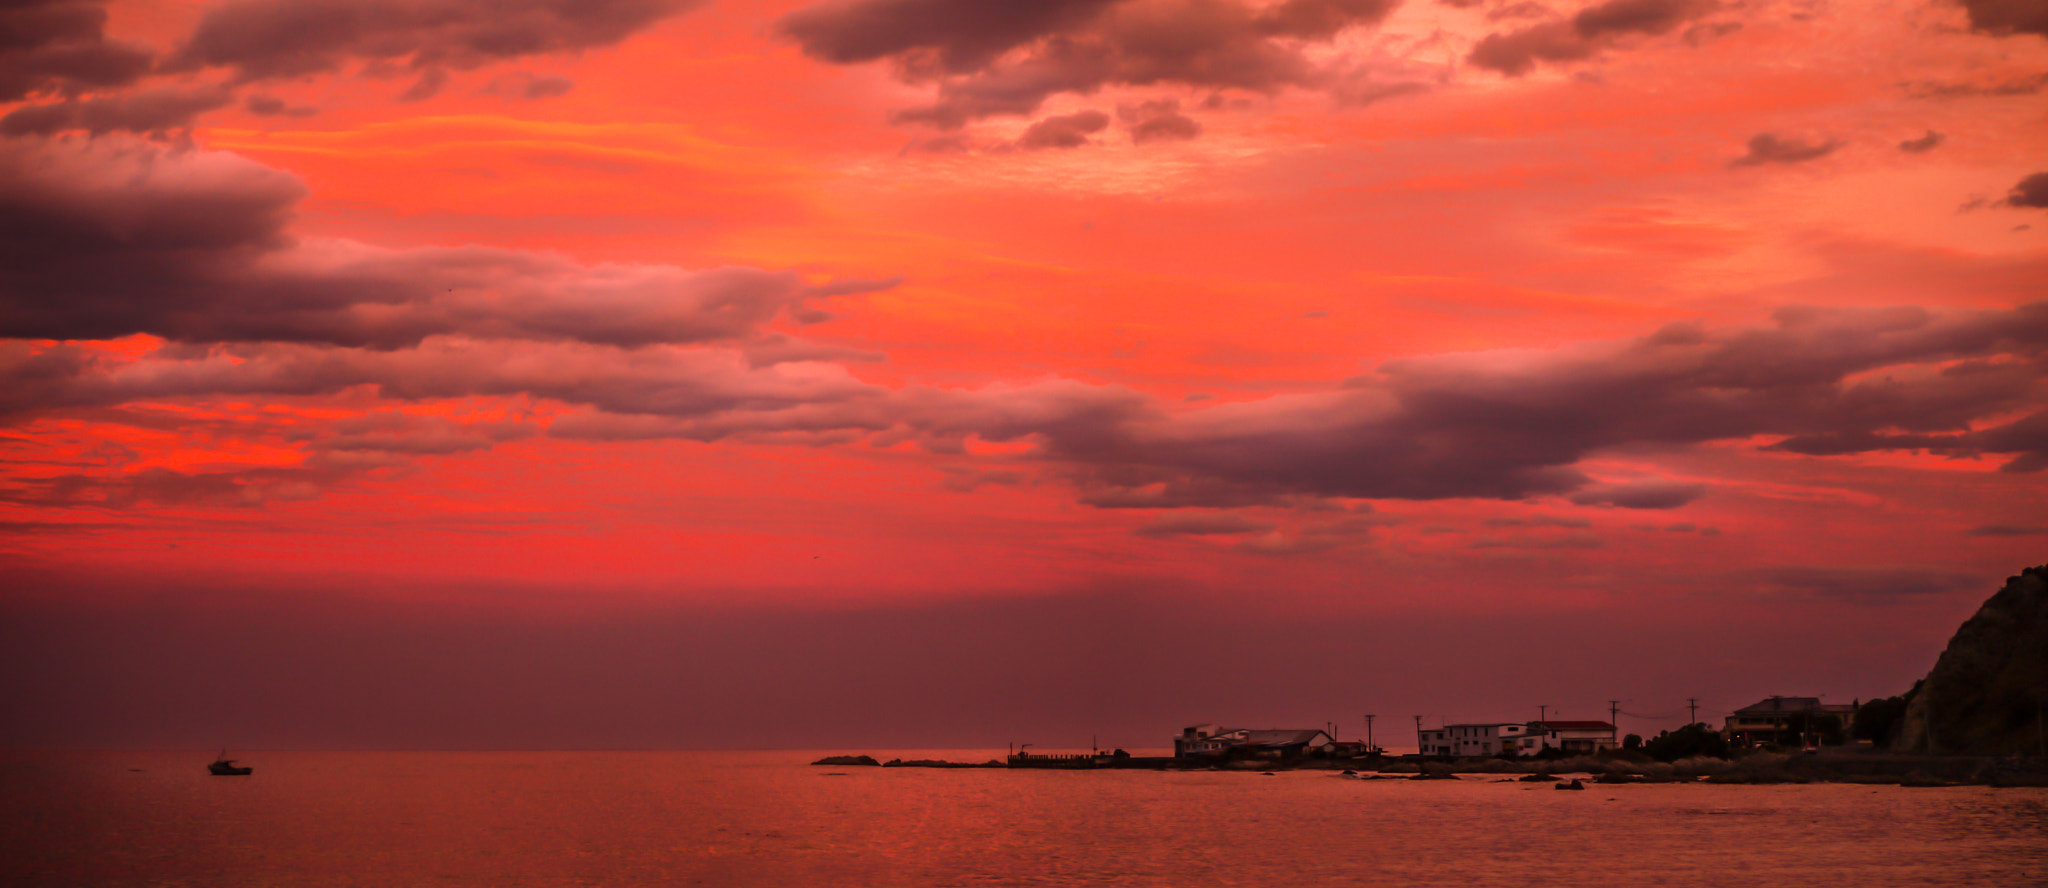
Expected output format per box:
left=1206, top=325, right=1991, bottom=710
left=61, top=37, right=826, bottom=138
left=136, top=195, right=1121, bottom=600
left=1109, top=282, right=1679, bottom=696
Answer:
left=809, top=750, right=2048, bottom=785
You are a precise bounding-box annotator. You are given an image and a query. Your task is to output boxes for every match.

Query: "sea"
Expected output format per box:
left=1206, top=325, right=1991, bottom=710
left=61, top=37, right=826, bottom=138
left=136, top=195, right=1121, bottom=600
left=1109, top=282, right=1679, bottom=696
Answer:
left=3, top=750, right=2044, bottom=887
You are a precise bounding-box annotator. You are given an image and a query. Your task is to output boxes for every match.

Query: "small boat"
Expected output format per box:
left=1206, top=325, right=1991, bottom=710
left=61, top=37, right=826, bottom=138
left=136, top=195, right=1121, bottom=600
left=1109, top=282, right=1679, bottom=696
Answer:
left=208, top=751, right=252, bottom=776
left=1554, top=778, right=1585, bottom=791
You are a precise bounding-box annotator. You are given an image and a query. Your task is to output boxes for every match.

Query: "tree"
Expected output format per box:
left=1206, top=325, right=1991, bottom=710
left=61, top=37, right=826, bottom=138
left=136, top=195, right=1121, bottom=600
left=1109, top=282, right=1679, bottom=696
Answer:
left=1814, top=715, right=1844, bottom=747
left=1643, top=723, right=1729, bottom=761
left=1854, top=695, right=1911, bottom=748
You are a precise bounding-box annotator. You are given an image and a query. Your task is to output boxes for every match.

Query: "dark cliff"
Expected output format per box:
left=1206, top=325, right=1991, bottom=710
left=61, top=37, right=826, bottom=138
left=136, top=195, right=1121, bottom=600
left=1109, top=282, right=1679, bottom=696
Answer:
left=1897, top=565, right=2048, bottom=755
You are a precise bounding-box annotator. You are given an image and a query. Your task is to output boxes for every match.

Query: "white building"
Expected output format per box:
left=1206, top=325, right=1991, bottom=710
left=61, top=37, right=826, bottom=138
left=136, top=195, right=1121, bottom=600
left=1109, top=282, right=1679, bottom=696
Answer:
left=1418, top=727, right=1449, bottom=756
left=1435, top=723, right=1532, bottom=757
left=1526, top=720, right=1618, bottom=754
left=1420, top=720, right=1618, bottom=756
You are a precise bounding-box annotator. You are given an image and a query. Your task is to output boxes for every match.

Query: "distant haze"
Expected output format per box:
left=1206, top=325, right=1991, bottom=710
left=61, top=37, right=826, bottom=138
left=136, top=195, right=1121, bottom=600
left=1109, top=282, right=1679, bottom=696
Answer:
left=1, top=566, right=1966, bottom=751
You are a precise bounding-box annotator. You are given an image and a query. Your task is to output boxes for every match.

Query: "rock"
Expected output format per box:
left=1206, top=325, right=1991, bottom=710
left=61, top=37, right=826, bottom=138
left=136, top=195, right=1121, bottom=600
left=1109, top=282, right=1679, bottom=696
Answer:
left=810, top=755, right=881, bottom=766
left=1898, top=565, right=2048, bottom=755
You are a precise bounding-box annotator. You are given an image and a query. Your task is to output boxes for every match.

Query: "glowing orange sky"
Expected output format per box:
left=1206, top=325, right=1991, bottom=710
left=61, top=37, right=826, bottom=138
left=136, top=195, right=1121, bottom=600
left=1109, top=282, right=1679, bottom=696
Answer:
left=1, top=0, right=2045, bottom=747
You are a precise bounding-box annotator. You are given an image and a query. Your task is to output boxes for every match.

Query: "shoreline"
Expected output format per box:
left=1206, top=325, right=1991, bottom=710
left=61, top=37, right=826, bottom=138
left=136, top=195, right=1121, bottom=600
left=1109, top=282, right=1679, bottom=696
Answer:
left=812, top=750, right=2048, bottom=787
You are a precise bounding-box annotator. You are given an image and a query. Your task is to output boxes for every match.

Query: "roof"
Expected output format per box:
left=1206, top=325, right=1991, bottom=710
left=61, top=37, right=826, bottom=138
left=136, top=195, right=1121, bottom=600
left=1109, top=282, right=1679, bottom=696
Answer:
left=1733, top=697, right=1823, bottom=714
left=1237, top=729, right=1331, bottom=747
left=1443, top=722, right=1525, bottom=729
left=1531, top=720, right=1615, bottom=732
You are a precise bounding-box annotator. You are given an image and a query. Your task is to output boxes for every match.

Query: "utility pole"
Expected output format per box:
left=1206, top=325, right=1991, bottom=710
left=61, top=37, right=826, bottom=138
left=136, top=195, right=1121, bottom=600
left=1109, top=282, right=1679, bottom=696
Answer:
left=1537, top=704, right=1549, bottom=724
left=1414, top=715, right=1424, bottom=755
left=1365, top=714, right=1375, bottom=754
left=1688, top=697, right=1699, bottom=728
left=1609, top=700, right=1620, bottom=745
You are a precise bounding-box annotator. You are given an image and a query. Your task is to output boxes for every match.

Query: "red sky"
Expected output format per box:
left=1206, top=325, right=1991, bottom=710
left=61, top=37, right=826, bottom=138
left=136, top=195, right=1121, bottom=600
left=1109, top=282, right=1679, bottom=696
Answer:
left=2, top=0, right=2045, bottom=750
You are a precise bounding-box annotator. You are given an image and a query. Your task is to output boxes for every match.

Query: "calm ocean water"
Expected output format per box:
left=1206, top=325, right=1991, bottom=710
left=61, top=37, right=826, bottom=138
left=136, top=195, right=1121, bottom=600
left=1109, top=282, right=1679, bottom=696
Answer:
left=2, top=750, right=2044, bottom=886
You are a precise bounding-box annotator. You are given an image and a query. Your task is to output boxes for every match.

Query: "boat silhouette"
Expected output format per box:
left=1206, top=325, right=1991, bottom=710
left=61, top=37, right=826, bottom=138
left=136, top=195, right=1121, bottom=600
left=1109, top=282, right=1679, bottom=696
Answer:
left=208, top=751, right=252, bottom=776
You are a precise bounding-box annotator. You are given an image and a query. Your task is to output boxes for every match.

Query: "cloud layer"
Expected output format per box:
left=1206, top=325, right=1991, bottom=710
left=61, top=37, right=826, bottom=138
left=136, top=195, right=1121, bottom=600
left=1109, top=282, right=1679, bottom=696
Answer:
left=0, top=0, right=698, bottom=132
left=1468, top=0, right=1717, bottom=76
left=0, top=138, right=893, bottom=349
left=0, top=1, right=152, bottom=102
left=166, top=0, right=703, bottom=83
left=8, top=127, right=2042, bottom=516
left=782, top=0, right=1402, bottom=128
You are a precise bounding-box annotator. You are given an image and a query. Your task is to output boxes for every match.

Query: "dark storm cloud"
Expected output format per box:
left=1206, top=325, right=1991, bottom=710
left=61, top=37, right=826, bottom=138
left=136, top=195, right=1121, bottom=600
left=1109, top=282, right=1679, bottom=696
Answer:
left=0, top=84, right=233, bottom=135
left=1956, top=0, right=2048, bottom=38
left=1014, top=109, right=1109, bottom=149
left=2007, top=172, right=2048, bottom=209
left=782, top=0, right=1401, bottom=128
left=0, top=138, right=896, bottom=349
left=1468, top=0, right=1715, bottom=76
left=1728, top=132, right=1842, bottom=167
left=164, top=0, right=701, bottom=83
left=1897, top=130, right=1943, bottom=153
left=0, top=0, right=153, bottom=102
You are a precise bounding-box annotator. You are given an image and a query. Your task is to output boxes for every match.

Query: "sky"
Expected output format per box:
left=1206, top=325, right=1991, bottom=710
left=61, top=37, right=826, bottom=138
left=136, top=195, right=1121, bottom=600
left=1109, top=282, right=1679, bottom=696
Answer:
left=1, top=0, right=2045, bottom=752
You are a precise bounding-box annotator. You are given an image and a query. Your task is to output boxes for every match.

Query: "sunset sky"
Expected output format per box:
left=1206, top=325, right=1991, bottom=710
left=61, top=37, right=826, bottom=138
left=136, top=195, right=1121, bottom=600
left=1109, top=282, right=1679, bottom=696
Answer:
left=2, top=0, right=2045, bottom=751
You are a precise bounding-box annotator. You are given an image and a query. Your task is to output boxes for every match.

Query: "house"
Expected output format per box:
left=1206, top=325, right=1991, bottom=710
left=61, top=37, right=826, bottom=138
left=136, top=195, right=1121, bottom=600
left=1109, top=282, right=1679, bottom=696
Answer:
left=1418, top=727, right=1450, bottom=756
left=1175, top=724, right=1334, bottom=759
left=1722, top=696, right=1856, bottom=748
left=1176, top=724, right=1234, bottom=758
left=1430, top=723, right=1533, bottom=757
left=1420, top=720, right=1618, bottom=756
left=1527, top=720, right=1619, bottom=754
left=1325, top=740, right=1380, bottom=758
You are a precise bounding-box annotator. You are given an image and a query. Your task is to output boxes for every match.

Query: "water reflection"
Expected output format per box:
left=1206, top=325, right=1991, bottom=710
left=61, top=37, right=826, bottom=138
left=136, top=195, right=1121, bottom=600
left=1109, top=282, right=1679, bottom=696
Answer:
left=1, top=751, right=2042, bottom=887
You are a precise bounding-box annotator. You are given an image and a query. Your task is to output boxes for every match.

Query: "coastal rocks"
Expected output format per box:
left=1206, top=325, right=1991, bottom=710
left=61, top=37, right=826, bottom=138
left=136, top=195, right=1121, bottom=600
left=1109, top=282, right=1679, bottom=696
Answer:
left=811, top=755, right=881, bottom=766
left=1409, top=763, right=1458, bottom=780
left=1898, top=565, right=2048, bottom=755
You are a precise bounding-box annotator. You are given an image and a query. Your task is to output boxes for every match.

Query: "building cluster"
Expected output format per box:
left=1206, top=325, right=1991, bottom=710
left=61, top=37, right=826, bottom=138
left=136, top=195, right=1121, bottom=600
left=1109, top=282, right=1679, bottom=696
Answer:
left=1175, top=695, right=1862, bottom=761
left=1174, top=725, right=1342, bottom=760
left=1721, top=696, right=1856, bottom=748
left=1416, top=721, right=1619, bottom=757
